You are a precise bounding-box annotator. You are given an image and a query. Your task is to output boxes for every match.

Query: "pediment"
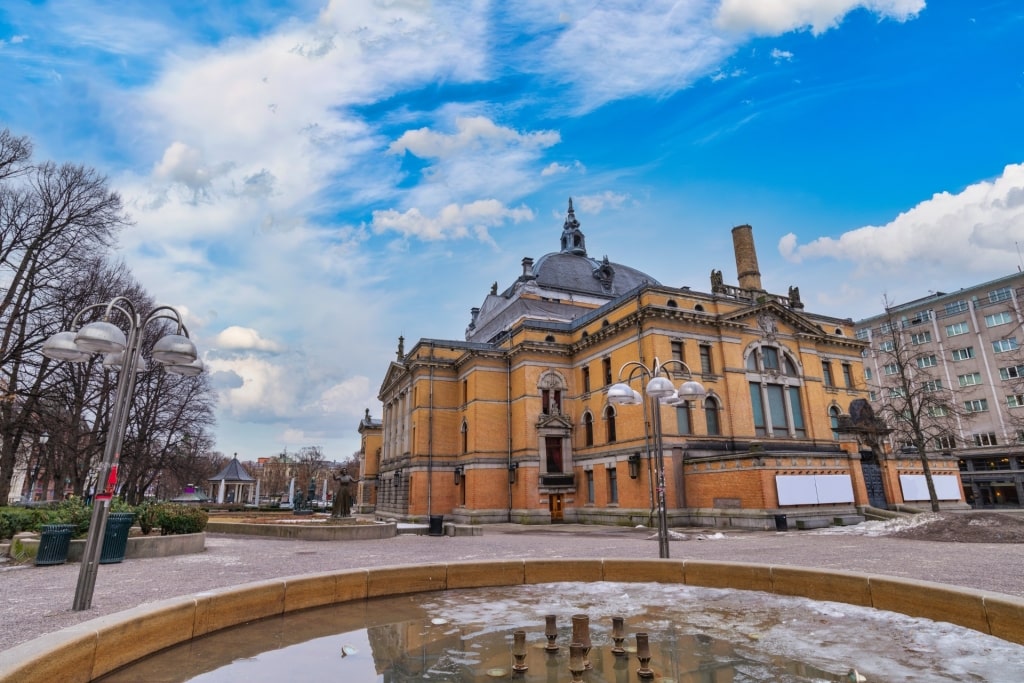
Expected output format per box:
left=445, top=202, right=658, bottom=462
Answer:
left=378, top=361, right=408, bottom=396
left=720, top=300, right=827, bottom=339
left=537, top=412, right=573, bottom=430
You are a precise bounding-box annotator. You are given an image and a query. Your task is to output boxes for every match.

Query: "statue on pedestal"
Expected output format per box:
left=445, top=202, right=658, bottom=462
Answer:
left=332, top=468, right=355, bottom=517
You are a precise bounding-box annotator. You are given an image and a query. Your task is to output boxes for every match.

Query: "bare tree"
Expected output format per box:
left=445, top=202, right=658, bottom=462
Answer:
left=0, top=143, right=127, bottom=503
left=868, top=301, right=974, bottom=511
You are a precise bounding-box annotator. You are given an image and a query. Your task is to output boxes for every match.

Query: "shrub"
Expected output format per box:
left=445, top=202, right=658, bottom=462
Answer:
left=49, top=497, right=93, bottom=537
left=134, top=502, right=161, bottom=535
left=155, top=504, right=208, bottom=535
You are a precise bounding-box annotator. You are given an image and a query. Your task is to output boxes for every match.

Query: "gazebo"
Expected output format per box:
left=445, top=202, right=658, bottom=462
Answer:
left=208, top=456, right=256, bottom=504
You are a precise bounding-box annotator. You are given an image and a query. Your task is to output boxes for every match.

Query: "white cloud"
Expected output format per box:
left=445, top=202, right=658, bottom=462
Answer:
left=389, top=116, right=559, bottom=159
left=517, top=0, right=735, bottom=112
left=541, top=160, right=585, bottom=176
left=213, top=326, right=285, bottom=352
left=771, top=48, right=794, bottom=62
left=716, top=0, right=925, bottom=36
left=371, top=200, right=534, bottom=241
left=779, top=163, right=1024, bottom=276
left=575, top=191, right=631, bottom=214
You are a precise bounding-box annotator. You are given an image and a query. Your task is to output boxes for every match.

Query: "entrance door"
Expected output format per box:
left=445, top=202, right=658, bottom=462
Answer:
left=549, top=494, right=564, bottom=523
left=860, top=452, right=888, bottom=509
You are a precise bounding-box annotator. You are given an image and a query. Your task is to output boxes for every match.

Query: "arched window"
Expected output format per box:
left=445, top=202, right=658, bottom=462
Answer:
left=829, top=405, right=841, bottom=440
left=704, top=395, right=721, bottom=435
left=583, top=411, right=594, bottom=447
left=745, top=343, right=805, bottom=438
left=461, top=420, right=468, bottom=454
left=604, top=405, right=617, bottom=443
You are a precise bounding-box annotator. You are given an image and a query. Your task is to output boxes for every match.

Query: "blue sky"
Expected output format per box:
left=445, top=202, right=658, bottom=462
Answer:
left=3, top=0, right=1023, bottom=462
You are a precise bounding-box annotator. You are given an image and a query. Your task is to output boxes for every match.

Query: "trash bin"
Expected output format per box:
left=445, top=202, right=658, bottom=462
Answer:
left=100, top=512, right=135, bottom=564
left=774, top=514, right=788, bottom=532
left=35, top=524, right=75, bottom=566
left=428, top=515, right=444, bottom=537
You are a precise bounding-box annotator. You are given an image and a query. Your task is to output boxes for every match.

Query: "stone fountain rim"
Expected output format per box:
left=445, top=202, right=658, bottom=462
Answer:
left=1, top=558, right=1022, bottom=683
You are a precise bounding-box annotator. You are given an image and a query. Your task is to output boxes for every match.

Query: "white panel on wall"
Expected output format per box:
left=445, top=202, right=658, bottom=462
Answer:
left=900, top=474, right=962, bottom=501
left=776, top=474, right=854, bottom=506
left=814, top=475, right=855, bottom=504
left=776, top=476, right=819, bottom=505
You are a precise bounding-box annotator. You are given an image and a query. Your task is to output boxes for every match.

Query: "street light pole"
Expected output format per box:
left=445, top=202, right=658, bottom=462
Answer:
left=607, top=357, right=706, bottom=559
left=42, top=296, right=202, bottom=611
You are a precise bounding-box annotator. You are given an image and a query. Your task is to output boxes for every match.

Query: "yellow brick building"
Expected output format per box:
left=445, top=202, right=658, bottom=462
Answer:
left=366, top=200, right=963, bottom=528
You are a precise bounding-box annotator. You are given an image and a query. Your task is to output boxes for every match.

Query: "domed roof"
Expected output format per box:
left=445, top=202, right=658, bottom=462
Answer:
left=531, top=199, right=660, bottom=297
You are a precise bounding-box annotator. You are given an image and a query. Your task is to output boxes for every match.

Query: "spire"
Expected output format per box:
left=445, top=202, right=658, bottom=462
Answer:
left=560, top=197, right=587, bottom=256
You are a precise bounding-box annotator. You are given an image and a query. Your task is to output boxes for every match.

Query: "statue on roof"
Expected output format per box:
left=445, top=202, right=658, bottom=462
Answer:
left=710, top=269, right=724, bottom=292
left=490, top=281, right=498, bottom=295
left=788, top=285, right=803, bottom=309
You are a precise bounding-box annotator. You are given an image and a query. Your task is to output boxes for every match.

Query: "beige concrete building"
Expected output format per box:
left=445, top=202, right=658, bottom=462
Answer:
left=856, top=272, right=1024, bottom=508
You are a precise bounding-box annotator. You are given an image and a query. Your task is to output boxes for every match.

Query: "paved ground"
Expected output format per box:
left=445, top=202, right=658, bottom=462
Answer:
left=2, top=521, right=1023, bottom=652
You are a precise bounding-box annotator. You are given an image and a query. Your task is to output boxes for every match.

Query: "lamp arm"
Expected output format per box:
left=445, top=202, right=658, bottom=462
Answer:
left=657, top=358, right=696, bottom=378
left=145, top=306, right=190, bottom=336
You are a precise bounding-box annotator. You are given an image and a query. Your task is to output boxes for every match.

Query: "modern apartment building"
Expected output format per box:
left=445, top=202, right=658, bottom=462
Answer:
left=855, top=272, right=1024, bottom=508
left=363, top=201, right=959, bottom=529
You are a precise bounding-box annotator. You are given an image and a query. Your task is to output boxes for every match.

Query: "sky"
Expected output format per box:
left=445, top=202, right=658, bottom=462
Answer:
left=2, top=0, right=1023, bottom=463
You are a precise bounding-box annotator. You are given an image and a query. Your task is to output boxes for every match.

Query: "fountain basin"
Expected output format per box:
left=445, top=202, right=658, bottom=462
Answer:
left=1, top=559, right=1022, bottom=682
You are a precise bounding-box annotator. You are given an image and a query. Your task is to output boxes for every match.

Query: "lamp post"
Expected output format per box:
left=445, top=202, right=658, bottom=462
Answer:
left=607, top=357, right=705, bottom=559
left=41, top=296, right=202, bottom=611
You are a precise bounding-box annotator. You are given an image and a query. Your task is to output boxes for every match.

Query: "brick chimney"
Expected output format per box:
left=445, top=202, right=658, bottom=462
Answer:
left=731, top=224, right=763, bottom=291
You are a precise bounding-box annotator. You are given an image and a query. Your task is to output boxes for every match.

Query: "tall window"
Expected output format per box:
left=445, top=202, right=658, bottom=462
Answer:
left=746, top=344, right=805, bottom=438
left=607, top=466, right=618, bottom=504
left=582, top=366, right=591, bottom=393
left=583, top=412, right=594, bottom=447
left=822, top=360, right=834, bottom=387
left=676, top=403, right=691, bottom=434
left=842, top=363, right=854, bottom=388
left=704, top=396, right=721, bottom=435
left=829, top=405, right=841, bottom=440
left=461, top=421, right=468, bottom=454
left=604, top=405, right=617, bottom=442
left=586, top=470, right=595, bottom=503
left=603, top=358, right=613, bottom=385
left=546, top=436, right=564, bottom=472
left=671, top=340, right=684, bottom=364
left=699, top=344, right=713, bottom=374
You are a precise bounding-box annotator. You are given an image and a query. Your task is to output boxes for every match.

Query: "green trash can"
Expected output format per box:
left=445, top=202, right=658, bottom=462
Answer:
left=35, top=524, right=75, bottom=566
left=100, top=513, right=135, bottom=564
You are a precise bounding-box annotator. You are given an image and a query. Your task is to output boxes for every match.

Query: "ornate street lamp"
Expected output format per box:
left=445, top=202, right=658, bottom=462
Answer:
left=607, top=357, right=706, bottom=559
left=41, top=296, right=202, bottom=611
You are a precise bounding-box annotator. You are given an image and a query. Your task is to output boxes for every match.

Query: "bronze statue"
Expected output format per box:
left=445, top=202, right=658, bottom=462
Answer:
left=332, top=468, right=355, bottom=517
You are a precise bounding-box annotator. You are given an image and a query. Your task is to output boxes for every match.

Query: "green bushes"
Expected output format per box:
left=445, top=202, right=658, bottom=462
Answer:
left=158, top=504, right=208, bottom=535
left=0, top=500, right=208, bottom=540
left=136, top=502, right=208, bottom=536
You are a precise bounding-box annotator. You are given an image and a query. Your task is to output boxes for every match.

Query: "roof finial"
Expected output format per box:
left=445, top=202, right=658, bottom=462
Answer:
left=560, top=197, right=586, bottom=255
